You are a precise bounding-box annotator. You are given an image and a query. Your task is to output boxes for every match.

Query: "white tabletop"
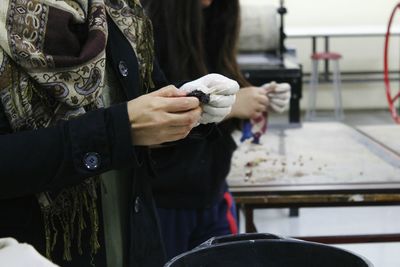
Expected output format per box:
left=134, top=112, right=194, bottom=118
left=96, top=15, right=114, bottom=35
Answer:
left=356, top=125, right=400, bottom=156
left=286, top=25, right=400, bottom=38
left=227, top=122, right=400, bottom=191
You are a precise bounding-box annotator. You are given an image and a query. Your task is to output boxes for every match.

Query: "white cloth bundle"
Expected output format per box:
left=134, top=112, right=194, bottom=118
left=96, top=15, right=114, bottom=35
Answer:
left=0, top=238, right=59, bottom=267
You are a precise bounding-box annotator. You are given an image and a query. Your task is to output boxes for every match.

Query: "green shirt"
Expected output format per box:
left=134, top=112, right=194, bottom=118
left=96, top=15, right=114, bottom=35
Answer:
left=100, top=65, right=132, bottom=267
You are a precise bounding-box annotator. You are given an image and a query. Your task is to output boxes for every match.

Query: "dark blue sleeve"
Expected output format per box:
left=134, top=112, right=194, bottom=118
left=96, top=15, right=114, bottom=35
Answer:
left=152, top=58, right=169, bottom=88
left=0, top=103, right=136, bottom=199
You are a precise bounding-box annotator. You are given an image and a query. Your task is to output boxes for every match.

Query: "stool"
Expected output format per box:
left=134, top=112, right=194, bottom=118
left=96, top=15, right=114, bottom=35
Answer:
left=306, top=52, right=344, bottom=121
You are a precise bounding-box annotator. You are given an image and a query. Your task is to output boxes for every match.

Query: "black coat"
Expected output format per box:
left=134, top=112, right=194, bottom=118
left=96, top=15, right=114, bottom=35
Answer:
left=0, top=17, right=168, bottom=267
left=150, top=124, right=237, bottom=209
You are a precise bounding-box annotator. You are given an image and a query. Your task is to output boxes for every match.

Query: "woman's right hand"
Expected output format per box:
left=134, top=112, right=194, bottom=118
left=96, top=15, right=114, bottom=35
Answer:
left=227, top=86, right=269, bottom=120
left=127, top=85, right=202, bottom=146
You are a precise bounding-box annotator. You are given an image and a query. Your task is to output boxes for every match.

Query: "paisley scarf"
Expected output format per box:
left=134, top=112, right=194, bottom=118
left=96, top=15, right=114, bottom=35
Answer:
left=0, top=0, right=154, bottom=261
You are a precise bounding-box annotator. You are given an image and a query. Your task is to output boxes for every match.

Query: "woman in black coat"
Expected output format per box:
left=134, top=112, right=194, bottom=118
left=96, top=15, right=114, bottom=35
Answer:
left=0, top=0, right=238, bottom=266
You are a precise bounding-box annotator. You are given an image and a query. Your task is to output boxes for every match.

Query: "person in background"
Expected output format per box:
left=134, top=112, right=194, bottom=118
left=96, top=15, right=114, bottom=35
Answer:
left=0, top=0, right=238, bottom=266
left=143, top=0, right=290, bottom=260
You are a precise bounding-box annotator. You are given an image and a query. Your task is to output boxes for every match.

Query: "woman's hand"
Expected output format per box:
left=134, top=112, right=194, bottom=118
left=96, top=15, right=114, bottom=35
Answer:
left=262, top=82, right=291, bottom=113
left=227, top=86, right=269, bottom=120
left=127, top=85, right=202, bottom=146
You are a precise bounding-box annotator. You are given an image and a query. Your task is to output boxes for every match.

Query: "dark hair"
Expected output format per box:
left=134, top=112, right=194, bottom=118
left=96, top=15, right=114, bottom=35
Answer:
left=143, top=0, right=207, bottom=81
left=143, top=0, right=249, bottom=86
left=203, top=0, right=249, bottom=86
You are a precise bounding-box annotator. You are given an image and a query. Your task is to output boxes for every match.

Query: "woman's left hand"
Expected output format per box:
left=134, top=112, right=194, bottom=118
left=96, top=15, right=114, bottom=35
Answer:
left=262, top=82, right=291, bottom=113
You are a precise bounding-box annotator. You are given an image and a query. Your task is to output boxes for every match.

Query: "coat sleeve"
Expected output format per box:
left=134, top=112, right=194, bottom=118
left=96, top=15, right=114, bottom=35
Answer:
left=0, top=102, right=137, bottom=199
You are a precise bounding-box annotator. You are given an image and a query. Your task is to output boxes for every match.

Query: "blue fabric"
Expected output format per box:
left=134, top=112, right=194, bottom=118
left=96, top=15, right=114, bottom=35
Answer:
left=157, top=191, right=238, bottom=260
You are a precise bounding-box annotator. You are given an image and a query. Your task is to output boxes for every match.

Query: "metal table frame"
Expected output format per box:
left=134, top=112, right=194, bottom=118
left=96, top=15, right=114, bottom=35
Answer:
left=234, top=187, right=400, bottom=244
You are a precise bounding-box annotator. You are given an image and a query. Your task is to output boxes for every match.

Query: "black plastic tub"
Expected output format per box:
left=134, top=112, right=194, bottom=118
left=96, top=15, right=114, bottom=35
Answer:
left=164, top=233, right=372, bottom=267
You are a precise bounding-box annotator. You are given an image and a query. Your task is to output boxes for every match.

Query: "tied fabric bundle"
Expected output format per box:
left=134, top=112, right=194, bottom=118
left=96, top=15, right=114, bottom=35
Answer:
left=0, top=0, right=154, bottom=261
left=0, top=238, right=59, bottom=267
left=180, top=73, right=239, bottom=124
left=240, top=82, right=290, bottom=144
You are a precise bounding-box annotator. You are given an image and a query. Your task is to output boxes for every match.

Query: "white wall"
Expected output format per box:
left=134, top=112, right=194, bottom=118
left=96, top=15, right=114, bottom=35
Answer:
left=284, top=0, right=399, bottom=27
left=284, top=0, right=400, bottom=73
left=242, top=0, right=399, bottom=26
left=240, top=0, right=400, bottom=110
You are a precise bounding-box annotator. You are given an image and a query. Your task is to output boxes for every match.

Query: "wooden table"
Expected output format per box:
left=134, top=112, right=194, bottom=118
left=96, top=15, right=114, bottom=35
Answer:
left=227, top=122, right=400, bottom=244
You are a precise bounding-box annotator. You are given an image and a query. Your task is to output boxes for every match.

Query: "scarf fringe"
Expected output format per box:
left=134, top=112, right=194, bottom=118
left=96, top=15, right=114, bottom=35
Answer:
left=40, top=179, right=100, bottom=261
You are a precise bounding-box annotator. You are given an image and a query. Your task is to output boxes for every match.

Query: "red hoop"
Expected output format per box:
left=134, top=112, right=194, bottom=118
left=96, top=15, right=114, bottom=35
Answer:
left=384, top=3, right=400, bottom=124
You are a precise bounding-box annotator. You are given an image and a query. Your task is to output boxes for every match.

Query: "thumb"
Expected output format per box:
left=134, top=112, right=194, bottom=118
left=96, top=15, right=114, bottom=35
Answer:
left=150, top=85, right=187, bottom=98
left=262, top=81, right=277, bottom=93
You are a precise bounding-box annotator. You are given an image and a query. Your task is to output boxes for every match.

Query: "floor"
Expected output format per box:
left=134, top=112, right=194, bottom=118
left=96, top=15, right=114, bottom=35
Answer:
left=238, top=109, right=400, bottom=267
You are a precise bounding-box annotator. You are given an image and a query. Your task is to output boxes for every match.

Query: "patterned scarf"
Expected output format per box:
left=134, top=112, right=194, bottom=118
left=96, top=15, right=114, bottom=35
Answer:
left=0, top=0, right=154, bottom=261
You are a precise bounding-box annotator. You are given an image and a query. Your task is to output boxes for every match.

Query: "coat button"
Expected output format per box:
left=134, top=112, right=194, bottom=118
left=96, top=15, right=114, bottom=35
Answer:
left=83, top=152, right=101, bottom=171
left=134, top=197, right=140, bottom=213
left=118, top=61, right=129, bottom=77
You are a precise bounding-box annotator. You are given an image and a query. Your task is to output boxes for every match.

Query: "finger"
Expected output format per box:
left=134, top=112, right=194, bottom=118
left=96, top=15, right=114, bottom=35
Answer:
left=250, top=111, right=264, bottom=119
left=166, top=107, right=202, bottom=126
left=208, top=94, right=236, bottom=108
left=150, top=85, right=186, bottom=98
left=161, top=97, right=200, bottom=113
left=203, top=105, right=232, bottom=117
left=256, top=103, right=268, bottom=112
left=257, top=94, right=270, bottom=106
left=262, top=81, right=277, bottom=93
left=166, top=125, right=193, bottom=135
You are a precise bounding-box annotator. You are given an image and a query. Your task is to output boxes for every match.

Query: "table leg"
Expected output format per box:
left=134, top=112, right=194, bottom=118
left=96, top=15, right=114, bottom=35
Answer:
left=289, top=75, right=302, bottom=123
left=289, top=97, right=300, bottom=123
left=312, top=37, right=316, bottom=54
left=324, top=36, right=330, bottom=81
left=243, top=205, right=257, bottom=233
left=289, top=207, right=300, bottom=217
